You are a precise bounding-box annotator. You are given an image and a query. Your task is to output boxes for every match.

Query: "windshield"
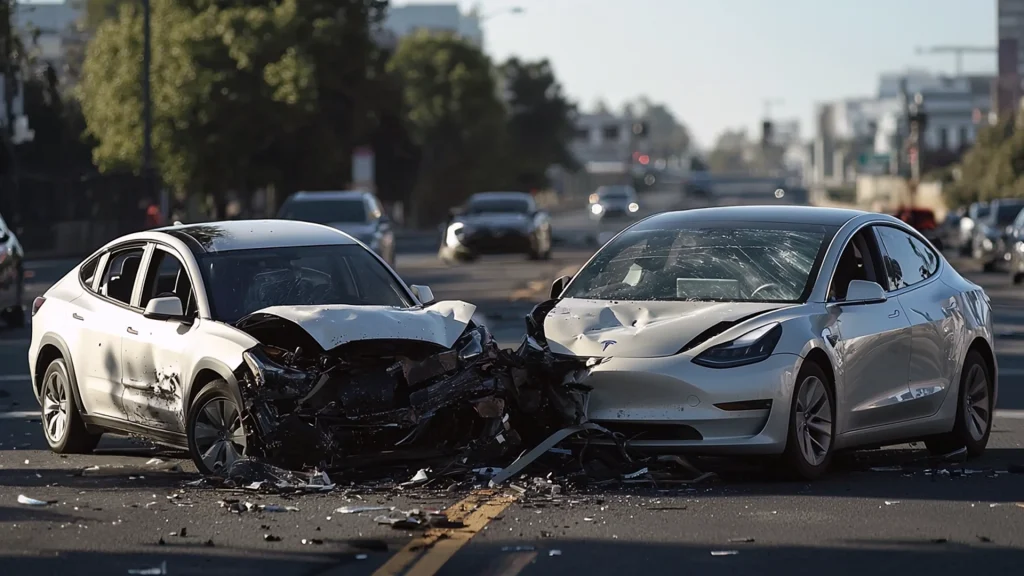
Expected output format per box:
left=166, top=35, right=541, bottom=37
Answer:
left=598, top=186, right=633, bottom=200
left=199, top=245, right=412, bottom=324
left=995, top=203, right=1024, bottom=225
left=466, top=198, right=531, bottom=214
left=562, top=223, right=835, bottom=303
left=278, top=199, right=368, bottom=224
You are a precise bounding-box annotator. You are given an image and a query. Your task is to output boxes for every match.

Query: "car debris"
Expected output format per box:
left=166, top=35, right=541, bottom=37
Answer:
left=17, top=494, right=56, bottom=507
left=188, top=298, right=718, bottom=492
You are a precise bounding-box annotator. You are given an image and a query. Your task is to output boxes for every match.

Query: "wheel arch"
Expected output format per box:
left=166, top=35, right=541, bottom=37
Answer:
left=185, top=358, right=239, bottom=422
left=797, top=347, right=838, bottom=407
left=35, top=334, right=86, bottom=415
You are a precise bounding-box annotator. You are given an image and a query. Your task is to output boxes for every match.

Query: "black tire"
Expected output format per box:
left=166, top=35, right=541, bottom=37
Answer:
left=1011, top=270, right=1023, bottom=285
left=186, top=379, right=248, bottom=476
left=924, top=350, right=993, bottom=457
left=983, top=260, right=997, bottom=273
left=781, top=361, right=836, bottom=480
left=2, top=305, right=24, bottom=328
left=40, top=358, right=100, bottom=454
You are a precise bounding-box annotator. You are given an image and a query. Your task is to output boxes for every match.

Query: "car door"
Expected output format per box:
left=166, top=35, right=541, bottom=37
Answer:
left=73, top=244, right=147, bottom=421
left=120, top=244, right=199, bottom=432
left=828, top=228, right=914, bottom=432
left=875, top=224, right=960, bottom=420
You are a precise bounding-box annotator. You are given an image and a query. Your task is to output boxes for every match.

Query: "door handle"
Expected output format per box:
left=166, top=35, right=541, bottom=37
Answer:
left=888, top=310, right=900, bottom=319
left=126, top=327, right=138, bottom=335
left=72, top=313, right=84, bottom=321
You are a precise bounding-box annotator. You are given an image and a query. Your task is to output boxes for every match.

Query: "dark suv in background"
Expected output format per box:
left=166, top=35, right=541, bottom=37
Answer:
left=276, top=190, right=396, bottom=267
left=439, top=192, right=552, bottom=262
left=971, top=198, right=1024, bottom=272
left=0, top=211, right=24, bottom=327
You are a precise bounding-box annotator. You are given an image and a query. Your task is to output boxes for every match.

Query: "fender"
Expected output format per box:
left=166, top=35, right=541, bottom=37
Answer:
left=37, top=333, right=87, bottom=415
left=185, top=357, right=241, bottom=419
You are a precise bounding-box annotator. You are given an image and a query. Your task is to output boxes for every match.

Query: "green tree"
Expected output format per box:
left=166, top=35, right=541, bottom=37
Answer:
left=77, top=0, right=390, bottom=217
left=707, top=129, right=752, bottom=174
left=499, top=57, right=578, bottom=190
left=387, top=31, right=506, bottom=226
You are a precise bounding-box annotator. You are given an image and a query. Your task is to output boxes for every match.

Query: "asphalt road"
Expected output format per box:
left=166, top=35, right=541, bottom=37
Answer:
left=2, top=197, right=1023, bottom=576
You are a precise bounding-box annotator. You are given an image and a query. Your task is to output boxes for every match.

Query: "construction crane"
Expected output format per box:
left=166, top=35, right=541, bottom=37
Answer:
left=915, top=45, right=996, bottom=76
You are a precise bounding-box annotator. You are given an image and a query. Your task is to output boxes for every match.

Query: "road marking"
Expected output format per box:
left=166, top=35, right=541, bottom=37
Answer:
left=0, top=410, right=37, bottom=420
left=0, top=374, right=29, bottom=382
left=372, top=489, right=517, bottom=576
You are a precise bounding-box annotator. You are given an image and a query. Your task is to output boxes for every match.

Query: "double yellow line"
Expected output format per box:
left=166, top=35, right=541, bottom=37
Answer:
left=372, top=489, right=519, bottom=576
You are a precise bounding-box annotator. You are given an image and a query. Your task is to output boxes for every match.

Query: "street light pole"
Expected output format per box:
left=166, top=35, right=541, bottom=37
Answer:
left=142, top=0, right=155, bottom=214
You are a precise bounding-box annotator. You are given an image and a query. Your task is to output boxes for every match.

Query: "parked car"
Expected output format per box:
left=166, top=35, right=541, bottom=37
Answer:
left=439, top=192, right=553, bottom=262
left=538, top=205, right=997, bottom=479
left=0, top=211, right=25, bottom=327
left=893, top=206, right=943, bottom=251
left=276, top=190, right=395, bottom=267
left=1005, top=206, right=1024, bottom=285
left=588, top=185, right=640, bottom=221
left=970, top=198, right=1024, bottom=271
left=958, top=202, right=990, bottom=256
left=27, top=220, right=450, bottom=473
left=938, top=208, right=964, bottom=253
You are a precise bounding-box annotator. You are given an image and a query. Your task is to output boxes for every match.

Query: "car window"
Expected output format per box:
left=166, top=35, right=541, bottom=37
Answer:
left=466, top=198, right=531, bottom=214
left=140, top=248, right=197, bottom=316
left=1014, top=208, right=1024, bottom=229
left=995, top=203, right=1024, bottom=226
left=875, top=226, right=939, bottom=291
left=98, top=247, right=146, bottom=306
left=197, top=244, right=412, bottom=324
left=79, top=256, right=100, bottom=291
left=278, top=199, right=368, bottom=224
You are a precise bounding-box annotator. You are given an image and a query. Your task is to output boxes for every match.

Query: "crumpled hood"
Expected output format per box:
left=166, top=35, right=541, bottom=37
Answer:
left=239, top=300, right=477, bottom=351
left=542, top=299, right=786, bottom=358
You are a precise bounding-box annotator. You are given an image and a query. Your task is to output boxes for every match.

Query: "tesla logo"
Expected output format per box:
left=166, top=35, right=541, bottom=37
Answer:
left=600, top=340, right=617, bottom=351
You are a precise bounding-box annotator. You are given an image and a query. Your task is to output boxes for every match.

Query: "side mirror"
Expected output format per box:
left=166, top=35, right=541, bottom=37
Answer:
left=841, top=280, right=887, bottom=306
left=550, top=275, right=572, bottom=299
left=143, top=296, right=185, bottom=320
left=410, top=284, right=434, bottom=305
left=378, top=213, right=390, bottom=225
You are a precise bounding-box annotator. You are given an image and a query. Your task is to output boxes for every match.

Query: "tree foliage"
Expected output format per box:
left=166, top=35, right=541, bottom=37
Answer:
left=499, top=57, right=578, bottom=190
left=941, top=116, right=1020, bottom=207
left=386, top=31, right=506, bottom=225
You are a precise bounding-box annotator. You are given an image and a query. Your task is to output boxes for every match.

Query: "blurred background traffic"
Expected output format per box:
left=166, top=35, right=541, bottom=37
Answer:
left=0, top=1, right=1023, bottom=287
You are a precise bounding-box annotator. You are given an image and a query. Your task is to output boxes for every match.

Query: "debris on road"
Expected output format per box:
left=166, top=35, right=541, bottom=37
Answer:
left=711, top=550, right=739, bottom=556
left=17, top=494, right=56, bottom=507
left=127, top=562, right=167, bottom=575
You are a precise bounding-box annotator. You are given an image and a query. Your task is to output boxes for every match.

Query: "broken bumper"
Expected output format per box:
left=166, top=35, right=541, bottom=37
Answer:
left=580, top=353, right=801, bottom=454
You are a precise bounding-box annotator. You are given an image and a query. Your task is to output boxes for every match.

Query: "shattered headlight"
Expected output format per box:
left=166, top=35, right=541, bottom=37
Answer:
left=692, top=323, right=782, bottom=369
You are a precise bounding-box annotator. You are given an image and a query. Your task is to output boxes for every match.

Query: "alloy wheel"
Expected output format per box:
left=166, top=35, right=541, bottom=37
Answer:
left=963, top=364, right=991, bottom=442
left=193, top=397, right=246, bottom=473
left=794, top=376, right=833, bottom=467
left=42, top=371, right=69, bottom=445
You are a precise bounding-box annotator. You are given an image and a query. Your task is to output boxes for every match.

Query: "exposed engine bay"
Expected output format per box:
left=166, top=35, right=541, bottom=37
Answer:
left=228, top=299, right=595, bottom=477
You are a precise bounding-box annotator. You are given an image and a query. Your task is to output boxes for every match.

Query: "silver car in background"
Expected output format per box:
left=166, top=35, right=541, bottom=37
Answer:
left=541, top=206, right=997, bottom=479
left=277, top=190, right=396, bottom=267
left=588, top=185, right=640, bottom=220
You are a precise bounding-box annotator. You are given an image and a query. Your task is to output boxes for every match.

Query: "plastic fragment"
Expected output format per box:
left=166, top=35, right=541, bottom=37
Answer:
left=355, top=554, right=368, bottom=560
left=501, top=545, right=536, bottom=552
left=18, top=494, right=56, bottom=506
left=728, top=537, right=755, bottom=543
left=549, top=549, right=562, bottom=556
left=127, top=562, right=167, bottom=575
left=336, top=505, right=390, bottom=514
left=711, top=550, right=738, bottom=556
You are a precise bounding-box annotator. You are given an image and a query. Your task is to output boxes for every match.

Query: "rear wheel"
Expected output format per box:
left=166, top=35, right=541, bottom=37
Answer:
left=925, top=350, right=992, bottom=457
left=1011, top=269, right=1023, bottom=285
left=41, top=358, right=100, bottom=454
left=187, top=380, right=247, bottom=475
left=782, top=361, right=835, bottom=480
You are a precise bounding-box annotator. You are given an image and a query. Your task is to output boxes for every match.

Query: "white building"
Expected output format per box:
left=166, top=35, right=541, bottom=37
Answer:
left=569, top=111, right=637, bottom=170
left=382, top=3, right=484, bottom=48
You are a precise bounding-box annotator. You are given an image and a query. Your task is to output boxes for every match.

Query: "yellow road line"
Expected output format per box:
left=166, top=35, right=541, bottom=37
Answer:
left=372, top=490, right=517, bottom=576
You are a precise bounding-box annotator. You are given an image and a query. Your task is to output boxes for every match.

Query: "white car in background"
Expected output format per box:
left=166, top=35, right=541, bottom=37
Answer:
left=27, top=220, right=460, bottom=474
left=539, top=205, right=997, bottom=479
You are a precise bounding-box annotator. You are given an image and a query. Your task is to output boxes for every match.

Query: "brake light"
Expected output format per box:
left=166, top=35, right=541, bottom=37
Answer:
left=31, top=296, right=45, bottom=317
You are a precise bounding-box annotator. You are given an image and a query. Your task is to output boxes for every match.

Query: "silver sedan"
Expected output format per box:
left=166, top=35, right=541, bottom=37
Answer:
left=541, top=206, right=997, bottom=479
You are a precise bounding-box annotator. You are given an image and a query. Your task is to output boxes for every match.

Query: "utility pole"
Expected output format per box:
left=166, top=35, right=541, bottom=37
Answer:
left=906, top=93, right=927, bottom=209
left=142, top=0, right=156, bottom=216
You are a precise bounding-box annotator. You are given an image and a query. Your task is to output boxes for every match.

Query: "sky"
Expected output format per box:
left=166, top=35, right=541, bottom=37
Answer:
left=398, top=0, right=997, bottom=150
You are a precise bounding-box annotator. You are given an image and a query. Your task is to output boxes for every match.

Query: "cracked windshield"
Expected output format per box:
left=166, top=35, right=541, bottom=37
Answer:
left=0, top=1, right=1022, bottom=574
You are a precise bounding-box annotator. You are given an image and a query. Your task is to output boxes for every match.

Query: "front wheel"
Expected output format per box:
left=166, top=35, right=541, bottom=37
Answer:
left=925, top=350, right=992, bottom=457
left=782, top=361, right=836, bottom=480
left=186, top=380, right=247, bottom=476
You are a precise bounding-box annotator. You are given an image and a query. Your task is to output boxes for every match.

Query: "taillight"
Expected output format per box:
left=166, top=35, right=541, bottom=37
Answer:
left=31, top=296, right=45, bottom=317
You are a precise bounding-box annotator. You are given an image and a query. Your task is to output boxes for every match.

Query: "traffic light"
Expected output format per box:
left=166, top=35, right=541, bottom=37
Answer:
left=631, top=121, right=649, bottom=138
left=761, top=120, right=773, bottom=145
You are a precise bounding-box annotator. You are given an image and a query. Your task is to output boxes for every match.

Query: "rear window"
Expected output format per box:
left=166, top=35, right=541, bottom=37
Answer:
left=995, top=203, right=1024, bottom=225
left=598, top=186, right=633, bottom=199
left=279, top=199, right=368, bottom=224
left=467, top=198, right=531, bottom=214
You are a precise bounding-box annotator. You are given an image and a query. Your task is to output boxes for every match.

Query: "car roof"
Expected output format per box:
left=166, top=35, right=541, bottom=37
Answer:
left=286, top=190, right=370, bottom=202
left=469, top=191, right=531, bottom=201
left=156, top=219, right=359, bottom=255
left=634, top=205, right=867, bottom=228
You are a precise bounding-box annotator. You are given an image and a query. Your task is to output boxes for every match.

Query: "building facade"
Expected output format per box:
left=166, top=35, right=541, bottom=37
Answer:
left=998, top=0, right=1024, bottom=115
left=381, top=3, right=484, bottom=48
